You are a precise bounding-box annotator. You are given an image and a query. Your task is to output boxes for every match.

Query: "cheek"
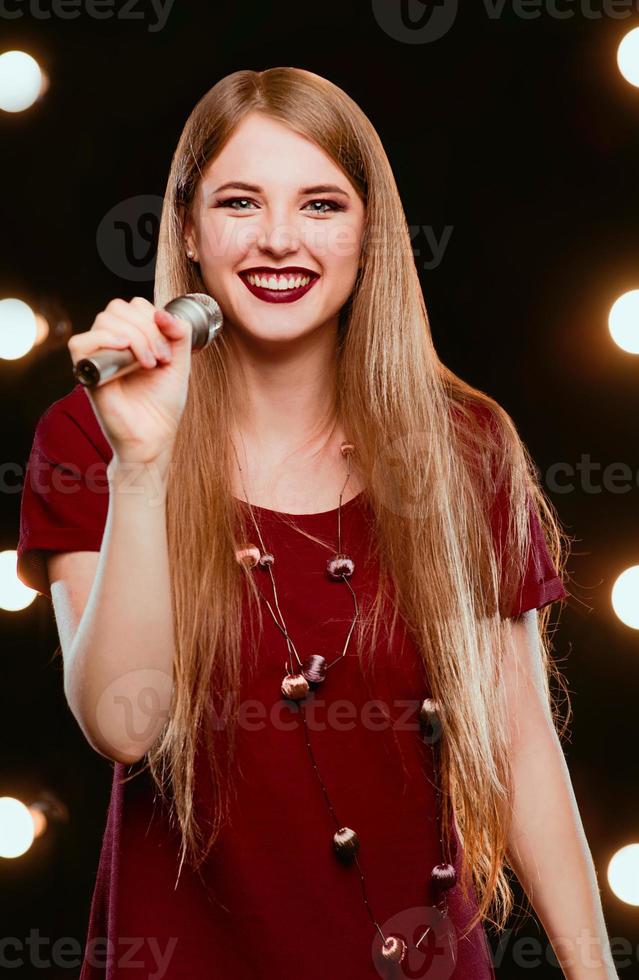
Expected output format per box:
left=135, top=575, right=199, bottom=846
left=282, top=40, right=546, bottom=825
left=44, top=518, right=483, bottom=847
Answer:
left=198, top=216, right=246, bottom=265
left=314, top=218, right=363, bottom=270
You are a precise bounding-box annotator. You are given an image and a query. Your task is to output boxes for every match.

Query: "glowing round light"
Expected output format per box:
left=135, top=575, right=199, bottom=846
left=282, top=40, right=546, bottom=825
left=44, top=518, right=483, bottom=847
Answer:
left=608, top=290, right=639, bottom=355
left=618, top=27, right=639, bottom=88
left=0, top=550, right=36, bottom=612
left=608, top=844, right=639, bottom=905
left=0, top=51, right=43, bottom=113
left=611, top=565, right=639, bottom=629
left=0, top=298, right=38, bottom=360
left=0, top=797, right=35, bottom=858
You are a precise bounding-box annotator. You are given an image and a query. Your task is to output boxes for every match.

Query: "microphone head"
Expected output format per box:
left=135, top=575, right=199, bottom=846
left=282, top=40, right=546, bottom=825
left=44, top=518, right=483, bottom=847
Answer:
left=164, top=292, right=224, bottom=349
left=73, top=292, right=225, bottom=389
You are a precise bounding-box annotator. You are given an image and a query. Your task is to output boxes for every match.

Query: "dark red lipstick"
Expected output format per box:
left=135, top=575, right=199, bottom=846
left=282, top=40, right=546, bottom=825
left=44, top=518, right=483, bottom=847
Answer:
left=238, top=266, right=320, bottom=304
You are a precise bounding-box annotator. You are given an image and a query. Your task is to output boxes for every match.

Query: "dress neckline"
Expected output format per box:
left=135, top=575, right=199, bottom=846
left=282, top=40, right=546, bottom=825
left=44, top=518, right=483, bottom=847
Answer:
left=233, top=489, right=365, bottom=519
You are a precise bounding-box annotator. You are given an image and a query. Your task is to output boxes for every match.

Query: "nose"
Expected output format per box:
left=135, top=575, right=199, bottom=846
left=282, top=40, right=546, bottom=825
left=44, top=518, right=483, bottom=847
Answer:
left=256, top=209, right=301, bottom=257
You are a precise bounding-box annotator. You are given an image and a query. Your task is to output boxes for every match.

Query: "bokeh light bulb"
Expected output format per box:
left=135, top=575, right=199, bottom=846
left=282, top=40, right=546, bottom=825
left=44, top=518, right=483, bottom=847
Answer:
left=618, top=27, right=639, bottom=88
left=0, top=797, right=35, bottom=858
left=0, top=51, right=44, bottom=113
left=0, top=298, right=38, bottom=360
left=608, top=290, right=639, bottom=355
left=0, top=550, right=36, bottom=612
left=608, top=844, right=639, bottom=906
left=611, top=565, right=639, bottom=629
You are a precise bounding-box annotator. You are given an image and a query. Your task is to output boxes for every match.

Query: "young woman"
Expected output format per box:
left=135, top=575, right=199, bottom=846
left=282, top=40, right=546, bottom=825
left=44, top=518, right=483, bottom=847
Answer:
left=17, top=68, right=616, bottom=979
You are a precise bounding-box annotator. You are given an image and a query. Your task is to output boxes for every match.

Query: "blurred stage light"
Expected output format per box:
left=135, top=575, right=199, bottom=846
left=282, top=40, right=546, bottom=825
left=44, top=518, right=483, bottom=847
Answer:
left=608, top=844, right=639, bottom=906
left=618, top=27, right=639, bottom=88
left=0, top=551, right=36, bottom=611
left=0, top=296, right=71, bottom=361
left=0, top=298, right=38, bottom=360
left=611, top=565, right=639, bottom=629
left=608, top=289, right=639, bottom=355
left=0, top=793, right=69, bottom=859
left=0, top=797, right=35, bottom=858
left=0, top=51, right=47, bottom=113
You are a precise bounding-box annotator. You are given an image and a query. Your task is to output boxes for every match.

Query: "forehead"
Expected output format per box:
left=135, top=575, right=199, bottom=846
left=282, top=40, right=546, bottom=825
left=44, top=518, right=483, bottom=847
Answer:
left=200, top=112, right=346, bottom=190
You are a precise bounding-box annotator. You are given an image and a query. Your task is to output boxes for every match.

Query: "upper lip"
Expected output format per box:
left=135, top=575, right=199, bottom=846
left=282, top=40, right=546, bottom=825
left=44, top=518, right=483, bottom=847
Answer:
left=238, top=266, right=319, bottom=278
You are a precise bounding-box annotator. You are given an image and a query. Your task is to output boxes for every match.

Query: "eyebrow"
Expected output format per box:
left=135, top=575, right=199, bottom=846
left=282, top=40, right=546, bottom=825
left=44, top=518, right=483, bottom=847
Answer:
left=211, top=180, right=351, bottom=198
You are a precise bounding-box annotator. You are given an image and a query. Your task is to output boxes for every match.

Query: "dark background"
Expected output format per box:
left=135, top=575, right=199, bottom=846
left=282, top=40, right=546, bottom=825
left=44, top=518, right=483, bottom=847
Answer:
left=2, top=1, right=638, bottom=977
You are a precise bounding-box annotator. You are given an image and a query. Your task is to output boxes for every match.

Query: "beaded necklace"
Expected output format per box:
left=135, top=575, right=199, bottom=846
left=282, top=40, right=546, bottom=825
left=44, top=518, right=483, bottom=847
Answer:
left=233, top=441, right=458, bottom=970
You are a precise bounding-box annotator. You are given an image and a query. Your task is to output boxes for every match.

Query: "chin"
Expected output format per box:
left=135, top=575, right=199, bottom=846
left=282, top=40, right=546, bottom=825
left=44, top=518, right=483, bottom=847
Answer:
left=250, top=324, right=318, bottom=344
left=233, top=306, right=331, bottom=336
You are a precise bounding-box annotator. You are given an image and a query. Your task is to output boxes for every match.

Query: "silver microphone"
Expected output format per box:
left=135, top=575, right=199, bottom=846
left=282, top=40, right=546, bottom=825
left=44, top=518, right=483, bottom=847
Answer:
left=72, top=293, right=224, bottom=389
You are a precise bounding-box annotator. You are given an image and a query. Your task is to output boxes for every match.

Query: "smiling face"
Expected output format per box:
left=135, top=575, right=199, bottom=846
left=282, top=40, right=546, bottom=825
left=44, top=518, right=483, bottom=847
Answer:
left=183, top=112, right=366, bottom=346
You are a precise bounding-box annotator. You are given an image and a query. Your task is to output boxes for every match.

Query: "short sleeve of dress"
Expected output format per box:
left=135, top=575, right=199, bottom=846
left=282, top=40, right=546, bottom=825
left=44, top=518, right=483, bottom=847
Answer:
left=17, top=384, right=114, bottom=599
left=455, top=398, right=568, bottom=619
left=491, top=482, right=568, bottom=619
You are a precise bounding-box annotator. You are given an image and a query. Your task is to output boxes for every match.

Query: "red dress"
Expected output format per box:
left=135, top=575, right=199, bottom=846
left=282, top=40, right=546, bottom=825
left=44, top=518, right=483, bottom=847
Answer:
left=17, top=383, right=567, bottom=980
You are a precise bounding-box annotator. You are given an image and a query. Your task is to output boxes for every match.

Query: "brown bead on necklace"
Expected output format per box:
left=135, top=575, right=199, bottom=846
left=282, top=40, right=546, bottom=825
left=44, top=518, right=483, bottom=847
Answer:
left=232, top=440, right=458, bottom=968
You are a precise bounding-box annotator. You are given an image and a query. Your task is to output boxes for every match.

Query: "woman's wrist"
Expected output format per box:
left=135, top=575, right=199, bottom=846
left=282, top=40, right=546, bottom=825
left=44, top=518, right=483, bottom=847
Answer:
left=107, top=454, right=171, bottom=504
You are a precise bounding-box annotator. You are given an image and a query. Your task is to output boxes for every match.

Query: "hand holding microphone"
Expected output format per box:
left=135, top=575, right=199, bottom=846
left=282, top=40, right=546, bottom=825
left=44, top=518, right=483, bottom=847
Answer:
left=67, top=293, right=223, bottom=471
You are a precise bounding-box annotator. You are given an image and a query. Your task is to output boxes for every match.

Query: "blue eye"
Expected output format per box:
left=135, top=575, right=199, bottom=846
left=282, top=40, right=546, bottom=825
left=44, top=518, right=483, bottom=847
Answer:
left=217, top=197, right=257, bottom=211
left=216, top=197, right=345, bottom=214
left=303, top=200, right=345, bottom=213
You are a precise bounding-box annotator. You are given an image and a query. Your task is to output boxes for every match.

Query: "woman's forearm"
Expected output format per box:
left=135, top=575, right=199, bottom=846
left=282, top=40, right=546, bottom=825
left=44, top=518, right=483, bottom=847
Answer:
left=65, top=458, right=175, bottom=764
left=503, top=615, right=617, bottom=979
left=506, top=715, right=617, bottom=979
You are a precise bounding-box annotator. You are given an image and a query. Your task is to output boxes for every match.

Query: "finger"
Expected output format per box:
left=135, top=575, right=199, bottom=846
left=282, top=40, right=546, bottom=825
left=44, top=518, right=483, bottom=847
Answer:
left=130, top=297, right=180, bottom=339
left=68, top=327, right=156, bottom=370
left=91, top=313, right=159, bottom=366
left=105, top=299, right=169, bottom=354
left=130, top=297, right=171, bottom=342
left=129, top=296, right=156, bottom=314
left=69, top=327, right=131, bottom=349
left=154, top=308, right=191, bottom=341
left=102, top=310, right=172, bottom=363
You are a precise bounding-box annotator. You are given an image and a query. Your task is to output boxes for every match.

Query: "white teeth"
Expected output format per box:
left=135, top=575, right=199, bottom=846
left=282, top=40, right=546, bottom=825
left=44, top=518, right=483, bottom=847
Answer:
left=246, top=273, right=312, bottom=290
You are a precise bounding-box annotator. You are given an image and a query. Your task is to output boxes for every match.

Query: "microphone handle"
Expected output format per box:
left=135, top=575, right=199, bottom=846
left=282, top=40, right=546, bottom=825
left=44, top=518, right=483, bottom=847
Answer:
left=73, top=294, right=223, bottom=389
left=76, top=345, right=141, bottom=388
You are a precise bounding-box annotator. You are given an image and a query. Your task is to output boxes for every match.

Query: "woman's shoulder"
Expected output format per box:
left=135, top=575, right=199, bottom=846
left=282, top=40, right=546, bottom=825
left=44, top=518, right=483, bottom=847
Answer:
left=448, top=393, right=509, bottom=482
left=32, top=382, right=113, bottom=466
left=449, top=393, right=503, bottom=436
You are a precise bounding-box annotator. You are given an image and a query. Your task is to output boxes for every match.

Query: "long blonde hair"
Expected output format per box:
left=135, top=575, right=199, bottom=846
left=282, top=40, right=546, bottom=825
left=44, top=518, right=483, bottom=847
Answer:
left=143, top=67, right=571, bottom=939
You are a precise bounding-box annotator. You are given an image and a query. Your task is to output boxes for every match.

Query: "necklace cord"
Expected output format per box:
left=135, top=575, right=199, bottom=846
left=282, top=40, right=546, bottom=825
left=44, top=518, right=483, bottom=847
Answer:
left=230, top=439, right=456, bottom=964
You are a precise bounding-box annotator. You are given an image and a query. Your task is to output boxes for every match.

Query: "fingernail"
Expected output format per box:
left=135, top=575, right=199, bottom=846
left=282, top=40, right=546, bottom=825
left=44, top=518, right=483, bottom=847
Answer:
left=157, top=341, right=171, bottom=359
